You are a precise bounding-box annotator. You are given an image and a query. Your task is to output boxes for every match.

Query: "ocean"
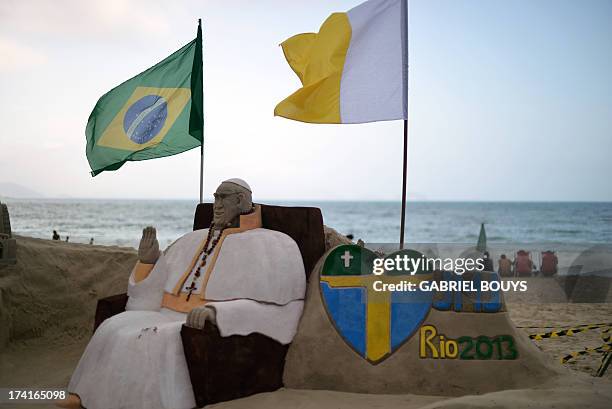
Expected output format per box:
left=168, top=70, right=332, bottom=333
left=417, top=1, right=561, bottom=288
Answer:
left=3, top=199, right=611, bottom=249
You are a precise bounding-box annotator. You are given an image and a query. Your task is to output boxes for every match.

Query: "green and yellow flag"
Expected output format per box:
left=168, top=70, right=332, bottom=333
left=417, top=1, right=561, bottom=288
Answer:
left=86, top=22, right=203, bottom=176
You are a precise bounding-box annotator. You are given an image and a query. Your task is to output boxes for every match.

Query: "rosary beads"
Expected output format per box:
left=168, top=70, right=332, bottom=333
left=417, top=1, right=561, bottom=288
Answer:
left=185, top=224, right=226, bottom=301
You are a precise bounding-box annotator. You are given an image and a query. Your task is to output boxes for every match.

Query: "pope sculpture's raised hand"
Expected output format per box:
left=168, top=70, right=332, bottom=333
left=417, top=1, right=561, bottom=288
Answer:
left=138, top=226, right=160, bottom=264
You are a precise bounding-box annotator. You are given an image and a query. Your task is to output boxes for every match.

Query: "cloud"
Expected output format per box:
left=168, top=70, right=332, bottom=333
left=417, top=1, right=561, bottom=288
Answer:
left=0, top=37, right=47, bottom=71
left=0, top=0, right=172, bottom=41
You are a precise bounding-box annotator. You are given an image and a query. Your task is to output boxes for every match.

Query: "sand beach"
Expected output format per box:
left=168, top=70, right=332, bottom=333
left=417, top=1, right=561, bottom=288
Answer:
left=1, top=234, right=611, bottom=409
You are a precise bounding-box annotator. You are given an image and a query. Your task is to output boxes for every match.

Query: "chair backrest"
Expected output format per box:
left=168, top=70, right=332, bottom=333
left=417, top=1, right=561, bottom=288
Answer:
left=193, top=203, right=325, bottom=281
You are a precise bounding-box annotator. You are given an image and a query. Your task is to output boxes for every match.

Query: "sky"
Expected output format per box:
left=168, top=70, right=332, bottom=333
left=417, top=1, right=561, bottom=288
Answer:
left=0, top=0, right=611, bottom=201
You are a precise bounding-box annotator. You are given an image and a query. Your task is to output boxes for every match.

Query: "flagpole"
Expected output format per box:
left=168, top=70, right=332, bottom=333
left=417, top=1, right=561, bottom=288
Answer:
left=199, top=137, right=204, bottom=203
left=399, top=120, right=408, bottom=249
left=197, top=18, right=204, bottom=204
left=399, top=0, right=409, bottom=249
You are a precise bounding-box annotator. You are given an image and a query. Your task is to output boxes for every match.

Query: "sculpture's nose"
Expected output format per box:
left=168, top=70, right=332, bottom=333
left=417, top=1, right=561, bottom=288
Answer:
left=213, top=203, right=224, bottom=217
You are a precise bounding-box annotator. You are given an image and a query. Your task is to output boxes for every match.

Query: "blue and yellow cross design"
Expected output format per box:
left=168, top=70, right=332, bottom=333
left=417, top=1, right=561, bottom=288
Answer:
left=320, top=245, right=433, bottom=364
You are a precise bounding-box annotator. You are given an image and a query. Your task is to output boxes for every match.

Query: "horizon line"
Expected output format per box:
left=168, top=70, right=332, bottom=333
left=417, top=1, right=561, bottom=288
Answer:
left=2, top=196, right=612, bottom=204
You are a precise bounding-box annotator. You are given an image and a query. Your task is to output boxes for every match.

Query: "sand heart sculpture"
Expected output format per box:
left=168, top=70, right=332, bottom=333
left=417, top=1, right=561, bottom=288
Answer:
left=319, top=244, right=433, bottom=364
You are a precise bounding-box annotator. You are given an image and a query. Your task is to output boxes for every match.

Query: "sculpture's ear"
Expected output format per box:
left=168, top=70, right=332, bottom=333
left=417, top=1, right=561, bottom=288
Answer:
left=235, top=191, right=253, bottom=213
left=236, top=192, right=247, bottom=208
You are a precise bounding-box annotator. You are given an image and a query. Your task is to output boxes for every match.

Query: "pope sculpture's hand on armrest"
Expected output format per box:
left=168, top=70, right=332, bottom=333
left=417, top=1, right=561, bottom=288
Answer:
left=186, top=306, right=217, bottom=329
left=138, top=226, right=161, bottom=264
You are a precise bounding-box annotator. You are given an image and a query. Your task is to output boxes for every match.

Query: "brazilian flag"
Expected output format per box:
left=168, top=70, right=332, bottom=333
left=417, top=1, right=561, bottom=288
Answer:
left=86, top=22, right=203, bottom=176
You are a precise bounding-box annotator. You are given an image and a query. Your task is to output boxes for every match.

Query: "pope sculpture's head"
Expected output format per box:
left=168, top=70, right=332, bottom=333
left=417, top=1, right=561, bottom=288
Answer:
left=213, top=178, right=253, bottom=229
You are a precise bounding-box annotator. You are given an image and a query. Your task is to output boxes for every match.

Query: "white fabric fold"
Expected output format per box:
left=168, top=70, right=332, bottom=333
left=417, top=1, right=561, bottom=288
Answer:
left=126, top=257, right=167, bottom=311
left=208, top=299, right=305, bottom=345
left=205, top=228, right=306, bottom=304
left=69, top=310, right=195, bottom=409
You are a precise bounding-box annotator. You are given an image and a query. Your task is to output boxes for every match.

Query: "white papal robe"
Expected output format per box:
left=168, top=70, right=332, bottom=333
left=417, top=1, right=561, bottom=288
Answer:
left=68, top=225, right=306, bottom=409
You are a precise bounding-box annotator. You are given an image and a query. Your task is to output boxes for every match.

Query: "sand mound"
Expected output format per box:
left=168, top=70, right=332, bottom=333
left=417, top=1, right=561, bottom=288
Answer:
left=284, top=249, right=574, bottom=396
left=0, top=236, right=136, bottom=350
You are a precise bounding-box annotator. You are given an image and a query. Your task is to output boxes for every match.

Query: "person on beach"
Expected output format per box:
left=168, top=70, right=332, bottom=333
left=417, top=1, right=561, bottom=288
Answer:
left=540, top=251, right=558, bottom=276
left=52, top=230, right=60, bottom=240
left=514, top=250, right=533, bottom=277
left=482, top=251, right=494, bottom=272
left=60, top=179, right=306, bottom=409
left=498, top=254, right=513, bottom=276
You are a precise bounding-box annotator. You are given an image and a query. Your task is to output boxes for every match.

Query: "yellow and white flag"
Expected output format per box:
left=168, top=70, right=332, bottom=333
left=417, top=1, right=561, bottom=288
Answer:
left=275, top=0, right=407, bottom=124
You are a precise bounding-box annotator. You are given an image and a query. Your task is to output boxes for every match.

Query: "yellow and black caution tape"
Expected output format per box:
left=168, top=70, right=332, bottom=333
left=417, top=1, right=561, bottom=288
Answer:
left=601, top=326, right=611, bottom=343
left=525, top=323, right=612, bottom=375
left=560, top=341, right=612, bottom=364
left=517, top=322, right=610, bottom=329
left=526, top=323, right=611, bottom=341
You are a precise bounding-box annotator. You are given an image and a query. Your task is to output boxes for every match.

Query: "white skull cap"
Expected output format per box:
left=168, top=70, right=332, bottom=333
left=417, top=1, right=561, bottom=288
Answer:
left=222, top=178, right=251, bottom=193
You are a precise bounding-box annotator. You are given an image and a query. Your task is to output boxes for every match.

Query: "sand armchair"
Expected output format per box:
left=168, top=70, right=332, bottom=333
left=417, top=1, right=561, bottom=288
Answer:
left=92, top=203, right=325, bottom=407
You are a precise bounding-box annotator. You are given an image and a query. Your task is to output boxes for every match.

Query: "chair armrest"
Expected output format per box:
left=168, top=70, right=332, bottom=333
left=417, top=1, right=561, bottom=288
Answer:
left=181, top=322, right=289, bottom=407
left=93, top=293, right=128, bottom=332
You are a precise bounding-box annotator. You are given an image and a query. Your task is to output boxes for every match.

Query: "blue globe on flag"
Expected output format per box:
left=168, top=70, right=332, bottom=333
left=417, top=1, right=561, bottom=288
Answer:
left=123, top=95, right=168, bottom=144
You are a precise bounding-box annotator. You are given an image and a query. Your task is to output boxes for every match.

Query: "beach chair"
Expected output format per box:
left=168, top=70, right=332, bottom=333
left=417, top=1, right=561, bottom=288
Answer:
left=92, top=203, right=325, bottom=407
left=540, top=251, right=558, bottom=276
left=514, top=250, right=533, bottom=277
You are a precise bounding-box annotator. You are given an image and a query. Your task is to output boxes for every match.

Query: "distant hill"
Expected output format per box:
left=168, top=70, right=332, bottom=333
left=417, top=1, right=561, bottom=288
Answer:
left=0, top=182, right=44, bottom=199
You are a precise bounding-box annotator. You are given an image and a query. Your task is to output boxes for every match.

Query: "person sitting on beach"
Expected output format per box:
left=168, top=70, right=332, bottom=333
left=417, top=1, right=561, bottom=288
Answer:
left=52, top=230, right=60, bottom=241
left=482, top=251, right=494, bottom=272
left=498, top=254, right=513, bottom=276
left=59, top=178, right=306, bottom=409
left=540, top=251, right=558, bottom=276
left=515, top=250, right=533, bottom=277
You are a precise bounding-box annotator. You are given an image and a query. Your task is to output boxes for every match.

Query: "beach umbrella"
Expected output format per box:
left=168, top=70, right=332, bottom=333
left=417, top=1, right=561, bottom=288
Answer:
left=477, top=223, right=487, bottom=252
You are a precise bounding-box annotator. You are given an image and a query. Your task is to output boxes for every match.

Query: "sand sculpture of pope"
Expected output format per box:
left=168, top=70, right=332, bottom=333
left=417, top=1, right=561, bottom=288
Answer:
left=60, top=179, right=306, bottom=409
